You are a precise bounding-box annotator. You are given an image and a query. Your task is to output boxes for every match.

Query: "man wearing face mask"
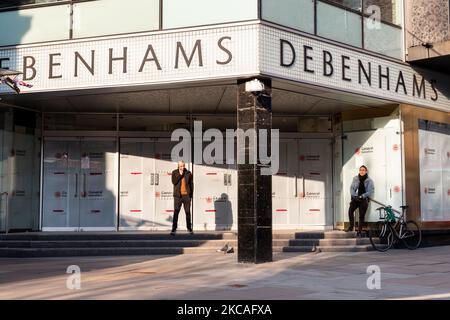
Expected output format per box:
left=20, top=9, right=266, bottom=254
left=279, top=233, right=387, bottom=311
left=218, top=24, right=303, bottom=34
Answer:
left=347, top=165, right=374, bottom=236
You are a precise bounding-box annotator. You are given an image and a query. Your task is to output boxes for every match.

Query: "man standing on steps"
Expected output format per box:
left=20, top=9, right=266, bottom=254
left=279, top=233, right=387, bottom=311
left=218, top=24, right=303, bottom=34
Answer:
left=171, top=160, right=194, bottom=236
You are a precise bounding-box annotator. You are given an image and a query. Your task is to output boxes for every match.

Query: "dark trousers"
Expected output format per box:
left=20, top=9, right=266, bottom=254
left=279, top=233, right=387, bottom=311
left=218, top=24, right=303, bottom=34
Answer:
left=172, top=196, right=192, bottom=232
left=348, top=198, right=368, bottom=231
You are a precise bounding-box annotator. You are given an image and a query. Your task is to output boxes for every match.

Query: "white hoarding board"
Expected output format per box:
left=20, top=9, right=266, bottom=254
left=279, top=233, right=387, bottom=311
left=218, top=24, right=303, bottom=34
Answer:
left=419, top=123, right=450, bottom=222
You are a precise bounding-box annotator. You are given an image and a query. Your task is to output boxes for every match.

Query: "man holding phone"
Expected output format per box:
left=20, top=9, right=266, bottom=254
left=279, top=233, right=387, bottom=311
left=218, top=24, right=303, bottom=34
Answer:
left=171, top=160, right=194, bottom=235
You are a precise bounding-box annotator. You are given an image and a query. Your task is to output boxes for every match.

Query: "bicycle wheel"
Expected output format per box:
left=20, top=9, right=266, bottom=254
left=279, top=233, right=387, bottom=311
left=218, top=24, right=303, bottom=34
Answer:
left=369, top=221, right=394, bottom=252
left=401, top=220, right=422, bottom=250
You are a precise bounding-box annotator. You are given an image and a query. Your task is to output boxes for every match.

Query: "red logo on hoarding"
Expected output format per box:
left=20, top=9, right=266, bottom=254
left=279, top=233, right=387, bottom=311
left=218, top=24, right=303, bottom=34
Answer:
left=299, top=155, right=305, bottom=161
left=424, top=188, right=428, bottom=194
left=447, top=152, right=450, bottom=158
left=206, top=197, right=213, bottom=204
left=54, top=191, right=61, bottom=198
left=355, top=148, right=361, bottom=155
left=155, top=192, right=161, bottom=198
left=299, top=192, right=304, bottom=197
left=448, top=189, right=450, bottom=196
left=393, top=144, right=399, bottom=151
left=393, top=186, right=401, bottom=193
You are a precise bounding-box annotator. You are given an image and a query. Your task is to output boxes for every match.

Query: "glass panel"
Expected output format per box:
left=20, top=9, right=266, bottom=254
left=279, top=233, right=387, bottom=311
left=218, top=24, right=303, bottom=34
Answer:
left=317, top=1, right=362, bottom=47
left=262, top=0, right=315, bottom=33
left=364, top=18, right=402, bottom=59
left=0, top=110, right=13, bottom=232
left=42, top=139, right=80, bottom=230
left=364, top=0, right=402, bottom=25
left=79, top=139, right=117, bottom=230
left=73, top=0, right=159, bottom=38
left=163, top=0, right=258, bottom=29
left=0, top=5, right=70, bottom=46
left=327, top=0, right=362, bottom=11
left=1, top=109, right=41, bottom=232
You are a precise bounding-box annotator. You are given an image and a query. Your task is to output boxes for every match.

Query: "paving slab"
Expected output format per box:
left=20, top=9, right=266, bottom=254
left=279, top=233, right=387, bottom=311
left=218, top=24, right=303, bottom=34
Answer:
left=1, top=247, right=450, bottom=299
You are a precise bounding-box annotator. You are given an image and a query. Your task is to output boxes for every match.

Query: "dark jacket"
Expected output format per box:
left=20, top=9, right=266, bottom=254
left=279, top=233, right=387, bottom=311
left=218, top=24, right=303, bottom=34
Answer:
left=172, top=169, right=193, bottom=198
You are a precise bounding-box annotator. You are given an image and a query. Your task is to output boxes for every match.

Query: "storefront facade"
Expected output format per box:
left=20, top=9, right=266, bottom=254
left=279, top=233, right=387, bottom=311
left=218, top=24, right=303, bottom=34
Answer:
left=0, top=0, right=449, bottom=235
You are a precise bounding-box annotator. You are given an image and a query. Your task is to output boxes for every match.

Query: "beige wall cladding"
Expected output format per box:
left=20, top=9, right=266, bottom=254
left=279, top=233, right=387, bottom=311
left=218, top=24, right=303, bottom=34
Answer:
left=408, top=0, right=450, bottom=47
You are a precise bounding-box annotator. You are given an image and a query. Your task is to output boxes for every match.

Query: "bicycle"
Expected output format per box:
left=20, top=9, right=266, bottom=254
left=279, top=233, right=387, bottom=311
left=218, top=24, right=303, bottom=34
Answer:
left=368, top=201, right=422, bottom=252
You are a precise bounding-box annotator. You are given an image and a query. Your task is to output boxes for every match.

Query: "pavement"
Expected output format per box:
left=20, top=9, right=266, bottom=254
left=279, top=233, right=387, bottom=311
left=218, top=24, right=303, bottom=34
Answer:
left=1, top=246, right=450, bottom=300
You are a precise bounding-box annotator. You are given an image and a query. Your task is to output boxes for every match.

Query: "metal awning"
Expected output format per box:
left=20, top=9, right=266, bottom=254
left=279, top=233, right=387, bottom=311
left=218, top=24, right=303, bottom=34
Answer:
left=0, top=68, right=22, bottom=77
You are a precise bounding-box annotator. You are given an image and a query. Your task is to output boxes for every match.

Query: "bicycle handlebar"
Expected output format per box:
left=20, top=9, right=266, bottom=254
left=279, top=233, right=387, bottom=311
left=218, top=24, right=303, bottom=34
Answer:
left=368, top=198, right=402, bottom=215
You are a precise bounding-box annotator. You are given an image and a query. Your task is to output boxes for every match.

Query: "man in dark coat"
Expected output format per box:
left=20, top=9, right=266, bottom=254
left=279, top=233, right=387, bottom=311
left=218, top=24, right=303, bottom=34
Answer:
left=171, top=160, right=194, bottom=235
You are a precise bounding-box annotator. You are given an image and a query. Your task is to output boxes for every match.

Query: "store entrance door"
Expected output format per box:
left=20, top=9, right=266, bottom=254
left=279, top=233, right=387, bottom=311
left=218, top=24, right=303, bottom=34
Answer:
left=42, top=137, right=117, bottom=231
left=119, top=137, right=179, bottom=230
left=272, top=138, right=333, bottom=229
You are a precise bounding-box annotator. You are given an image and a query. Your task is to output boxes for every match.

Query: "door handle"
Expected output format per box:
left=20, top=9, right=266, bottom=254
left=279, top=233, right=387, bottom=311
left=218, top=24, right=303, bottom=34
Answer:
left=83, top=173, right=87, bottom=198
left=75, top=173, right=78, bottom=198
left=224, top=173, right=231, bottom=186
left=302, top=175, right=306, bottom=198
left=295, top=174, right=298, bottom=197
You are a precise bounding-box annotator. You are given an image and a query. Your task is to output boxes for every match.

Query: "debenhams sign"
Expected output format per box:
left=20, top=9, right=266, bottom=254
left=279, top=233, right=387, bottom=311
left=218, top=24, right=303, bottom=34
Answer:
left=0, top=24, right=447, bottom=109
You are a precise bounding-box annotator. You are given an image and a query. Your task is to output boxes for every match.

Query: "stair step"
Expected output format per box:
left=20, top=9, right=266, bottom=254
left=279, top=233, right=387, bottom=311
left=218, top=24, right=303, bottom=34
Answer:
left=316, top=245, right=374, bottom=252
left=289, top=238, right=370, bottom=246
left=0, top=239, right=239, bottom=249
left=280, top=246, right=316, bottom=253
left=0, top=232, right=237, bottom=241
left=0, top=246, right=231, bottom=258
left=295, top=231, right=359, bottom=239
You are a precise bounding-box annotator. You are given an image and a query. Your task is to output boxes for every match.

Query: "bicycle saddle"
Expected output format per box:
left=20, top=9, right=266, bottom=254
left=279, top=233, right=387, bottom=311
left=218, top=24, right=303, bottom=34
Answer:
left=400, top=205, right=409, bottom=209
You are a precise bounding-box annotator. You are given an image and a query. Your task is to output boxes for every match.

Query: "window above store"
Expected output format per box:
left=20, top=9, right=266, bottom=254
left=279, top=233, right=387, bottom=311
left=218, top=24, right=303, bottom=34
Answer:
left=262, top=0, right=403, bottom=59
left=0, top=0, right=403, bottom=60
left=326, top=0, right=362, bottom=11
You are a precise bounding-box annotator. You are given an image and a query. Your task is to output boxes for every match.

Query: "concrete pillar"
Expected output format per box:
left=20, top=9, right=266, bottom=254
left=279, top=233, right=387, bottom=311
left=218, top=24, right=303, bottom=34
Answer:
left=237, top=78, right=272, bottom=264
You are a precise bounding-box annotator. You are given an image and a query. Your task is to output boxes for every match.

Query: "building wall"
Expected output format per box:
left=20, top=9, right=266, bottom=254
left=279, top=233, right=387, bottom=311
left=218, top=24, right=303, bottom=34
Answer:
left=401, top=104, right=450, bottom=230
left=407, top=0, right=450, bottom=48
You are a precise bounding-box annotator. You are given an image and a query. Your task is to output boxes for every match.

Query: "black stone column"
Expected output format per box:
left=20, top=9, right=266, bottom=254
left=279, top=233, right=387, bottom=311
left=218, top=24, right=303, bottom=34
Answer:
left=237, top=78, right=272, bottom=264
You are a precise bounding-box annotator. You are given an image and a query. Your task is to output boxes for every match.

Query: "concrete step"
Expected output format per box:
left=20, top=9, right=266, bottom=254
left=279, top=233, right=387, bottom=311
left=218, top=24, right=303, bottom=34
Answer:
left=280, top=246, right=317, bottom=253
left=295, top=231, right=359, bottom=239
left=0, top=232, right=237, bottom=241
left=316, top=245, right=374, bottom=252
left=0, top=239, right=239, bottom=249
left=0, top=246, right=234, bottom=258
left=289, top=238, right=371, bottom=246
left=271, top=232, right=297, bottom=240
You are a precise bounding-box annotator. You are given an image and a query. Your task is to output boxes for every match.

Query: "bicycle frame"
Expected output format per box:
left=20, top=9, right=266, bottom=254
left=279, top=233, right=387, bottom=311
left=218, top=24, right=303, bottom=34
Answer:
left=376, top=206, right=409, bottom=242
